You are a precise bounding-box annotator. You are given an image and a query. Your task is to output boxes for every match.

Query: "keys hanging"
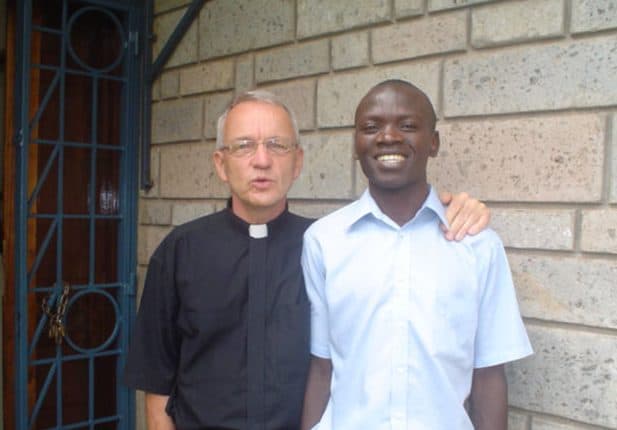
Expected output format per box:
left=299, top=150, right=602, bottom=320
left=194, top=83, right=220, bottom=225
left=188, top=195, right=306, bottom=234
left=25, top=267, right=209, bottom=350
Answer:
left=42, top=282, right=70, bottom=345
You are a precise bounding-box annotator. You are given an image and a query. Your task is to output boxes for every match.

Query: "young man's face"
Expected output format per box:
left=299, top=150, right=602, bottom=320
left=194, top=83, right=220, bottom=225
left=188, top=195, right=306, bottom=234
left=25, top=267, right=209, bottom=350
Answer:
left=354, top=83, right=439, bottom=196
left=213, top=101, right=303, bottom=223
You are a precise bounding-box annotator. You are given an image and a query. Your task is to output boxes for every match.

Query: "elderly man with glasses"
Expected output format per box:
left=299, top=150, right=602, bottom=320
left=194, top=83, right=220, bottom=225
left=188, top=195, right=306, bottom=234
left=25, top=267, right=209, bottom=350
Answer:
left=124, top=90, right=490, bottom=430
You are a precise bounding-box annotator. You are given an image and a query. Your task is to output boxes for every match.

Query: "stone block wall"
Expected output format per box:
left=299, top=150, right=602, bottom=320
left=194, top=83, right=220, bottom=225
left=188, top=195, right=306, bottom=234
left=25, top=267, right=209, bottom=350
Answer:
left=139, top=0, right=617, bottom=428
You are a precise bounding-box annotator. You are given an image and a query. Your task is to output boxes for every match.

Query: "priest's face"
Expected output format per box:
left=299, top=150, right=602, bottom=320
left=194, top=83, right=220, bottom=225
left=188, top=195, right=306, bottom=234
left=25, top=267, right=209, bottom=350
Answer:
left=213, top=101, right=303, bottom=224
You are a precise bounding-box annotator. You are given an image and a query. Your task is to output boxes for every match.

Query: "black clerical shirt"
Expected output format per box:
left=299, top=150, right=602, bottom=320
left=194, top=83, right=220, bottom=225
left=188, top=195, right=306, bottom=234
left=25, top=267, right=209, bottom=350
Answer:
left=124, top=207, right=313, bottom=430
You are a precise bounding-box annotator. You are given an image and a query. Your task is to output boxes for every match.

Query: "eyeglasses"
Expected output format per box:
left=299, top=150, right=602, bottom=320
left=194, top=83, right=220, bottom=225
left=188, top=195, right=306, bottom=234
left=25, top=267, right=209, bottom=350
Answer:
left=221, top=137, right=298, bottom=157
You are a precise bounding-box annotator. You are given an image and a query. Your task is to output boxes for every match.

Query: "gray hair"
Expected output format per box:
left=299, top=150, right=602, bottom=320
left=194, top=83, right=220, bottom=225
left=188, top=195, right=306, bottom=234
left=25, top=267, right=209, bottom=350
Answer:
left=215, top=90, right=301, bottom=148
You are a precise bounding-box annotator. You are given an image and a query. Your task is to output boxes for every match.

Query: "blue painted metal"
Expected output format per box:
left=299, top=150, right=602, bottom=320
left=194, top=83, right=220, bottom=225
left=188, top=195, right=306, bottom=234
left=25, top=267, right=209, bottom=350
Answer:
left=14, top=0, right=143, bottom=428
left=14, top=0, right=33, bottom=427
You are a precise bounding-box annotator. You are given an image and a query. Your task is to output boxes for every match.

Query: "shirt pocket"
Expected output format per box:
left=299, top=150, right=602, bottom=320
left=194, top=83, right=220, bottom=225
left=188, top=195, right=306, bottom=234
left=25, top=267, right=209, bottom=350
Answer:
left=272, top=301, right=310, bottom=385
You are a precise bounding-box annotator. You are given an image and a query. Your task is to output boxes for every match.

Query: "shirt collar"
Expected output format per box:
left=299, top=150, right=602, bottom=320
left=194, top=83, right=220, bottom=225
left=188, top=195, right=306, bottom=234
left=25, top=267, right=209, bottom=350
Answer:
left=225, top=198, right=291, bottom=238
left=346, top=186, right=449, bottom=231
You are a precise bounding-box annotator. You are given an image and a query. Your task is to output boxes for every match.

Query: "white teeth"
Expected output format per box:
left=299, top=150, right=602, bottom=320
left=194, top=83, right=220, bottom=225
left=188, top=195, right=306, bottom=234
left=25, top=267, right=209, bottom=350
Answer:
left=377, top=154, right=405, bottom=163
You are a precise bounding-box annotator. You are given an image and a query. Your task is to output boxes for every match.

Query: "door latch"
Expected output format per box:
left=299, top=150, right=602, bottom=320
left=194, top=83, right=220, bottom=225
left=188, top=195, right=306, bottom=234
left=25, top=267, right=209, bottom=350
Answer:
left=42, top=282, right=71, bottom=345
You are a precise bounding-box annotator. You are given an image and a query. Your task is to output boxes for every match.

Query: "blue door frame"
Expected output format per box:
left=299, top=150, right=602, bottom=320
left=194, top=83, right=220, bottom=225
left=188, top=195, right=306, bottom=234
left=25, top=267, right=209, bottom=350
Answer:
left=13, top=0, right=142, bottom=428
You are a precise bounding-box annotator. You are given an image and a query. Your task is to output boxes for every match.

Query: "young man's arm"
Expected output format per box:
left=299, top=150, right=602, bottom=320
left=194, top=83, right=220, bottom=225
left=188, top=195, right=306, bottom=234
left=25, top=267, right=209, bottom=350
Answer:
left=439, top=191, right=490, bottom=241
left=468, top=364, right=507, bottom=430
left=301, top=356, right=333, bottom=430
left=146, top=393, right=175, bottom=430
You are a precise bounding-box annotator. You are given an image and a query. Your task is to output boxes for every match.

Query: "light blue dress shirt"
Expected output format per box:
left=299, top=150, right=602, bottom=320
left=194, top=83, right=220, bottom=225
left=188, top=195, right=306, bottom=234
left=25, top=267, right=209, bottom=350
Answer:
left=302, top=187, right=533, bottom=430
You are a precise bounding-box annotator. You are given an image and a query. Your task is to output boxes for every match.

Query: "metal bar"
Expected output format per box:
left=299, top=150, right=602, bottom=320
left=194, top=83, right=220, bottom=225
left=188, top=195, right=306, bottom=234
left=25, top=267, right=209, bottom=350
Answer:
left=31, top=283, right=125, bottom=294
left=55, top=1, right=69, bottom=425
left=34, top=138, right=125, bottom=150
left=89, top=357, right=95, bottom=429
left=26, top=144, right=59, bottom=212
left=31, top=25, right=63, bottom=34
left=14, top=0, right=33, bottom=427
left=28, top=361, right=58, bottom=429
left=29, top=70, right=60, bottom=130
left=33, top=62, right=128, bottom=81
left=29, top=213, right=123, bottom=220
left=139, top=0, right=154, bottom=190
left=26, top=218, right=58, bottom=288
left=30, top=348, right=124, bottom=366
left=89, top=76, right=98, bottom=286
left=149, top=0, right=206, bottom=80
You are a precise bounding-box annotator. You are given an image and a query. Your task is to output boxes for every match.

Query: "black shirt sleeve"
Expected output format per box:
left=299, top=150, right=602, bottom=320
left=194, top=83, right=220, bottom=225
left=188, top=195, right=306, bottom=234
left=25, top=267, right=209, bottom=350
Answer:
left=124, top=237, right=181, bottom=394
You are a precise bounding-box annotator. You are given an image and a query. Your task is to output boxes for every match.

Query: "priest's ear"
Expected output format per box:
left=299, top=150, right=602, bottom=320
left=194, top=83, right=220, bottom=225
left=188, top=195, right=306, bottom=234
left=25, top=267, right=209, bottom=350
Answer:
left=213, top=149, right=229, bottom=183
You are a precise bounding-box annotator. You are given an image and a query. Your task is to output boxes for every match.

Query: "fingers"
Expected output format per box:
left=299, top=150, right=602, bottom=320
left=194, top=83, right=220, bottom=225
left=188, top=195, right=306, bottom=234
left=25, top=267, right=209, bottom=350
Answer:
left=454, top=203, right=490, bottom=241
left=439, top=190, right=453, bottom=206
left=444, top=193, right=490, bottom=241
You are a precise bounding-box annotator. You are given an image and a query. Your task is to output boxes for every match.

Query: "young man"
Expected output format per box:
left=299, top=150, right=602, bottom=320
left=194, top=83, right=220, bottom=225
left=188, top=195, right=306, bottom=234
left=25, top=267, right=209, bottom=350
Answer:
left=301, top=80, right=532, bottom=430
left=124, top=90, right=491, bottom=430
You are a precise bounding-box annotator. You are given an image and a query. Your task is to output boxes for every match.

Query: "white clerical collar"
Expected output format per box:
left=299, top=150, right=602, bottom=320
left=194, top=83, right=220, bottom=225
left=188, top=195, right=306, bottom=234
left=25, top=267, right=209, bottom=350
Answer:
left=249, top=224, right=268, bottom=239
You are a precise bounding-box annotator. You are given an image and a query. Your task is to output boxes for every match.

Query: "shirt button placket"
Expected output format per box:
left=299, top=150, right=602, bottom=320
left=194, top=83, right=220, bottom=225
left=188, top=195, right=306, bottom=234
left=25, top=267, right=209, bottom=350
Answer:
left=390, top=231, right=408, bottom=430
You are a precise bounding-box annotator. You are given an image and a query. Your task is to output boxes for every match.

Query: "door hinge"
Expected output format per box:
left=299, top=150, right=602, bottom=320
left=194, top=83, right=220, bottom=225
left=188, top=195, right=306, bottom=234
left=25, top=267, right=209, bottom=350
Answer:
left=14, top=129, right=24, bottom=147
left=129, top=31, right=139, bottom=57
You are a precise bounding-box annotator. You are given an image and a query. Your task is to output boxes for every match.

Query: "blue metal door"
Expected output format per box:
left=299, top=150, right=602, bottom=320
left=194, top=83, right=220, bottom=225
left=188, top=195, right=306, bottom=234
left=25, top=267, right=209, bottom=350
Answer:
left=13, top=0, right=140, bottom=428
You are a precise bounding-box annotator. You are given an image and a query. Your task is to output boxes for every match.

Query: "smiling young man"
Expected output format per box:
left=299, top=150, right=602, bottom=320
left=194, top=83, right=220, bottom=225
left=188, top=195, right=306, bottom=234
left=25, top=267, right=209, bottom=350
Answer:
left=301, top=80, right=532, bottom=430
left=124, top=90, right=493, bottom=430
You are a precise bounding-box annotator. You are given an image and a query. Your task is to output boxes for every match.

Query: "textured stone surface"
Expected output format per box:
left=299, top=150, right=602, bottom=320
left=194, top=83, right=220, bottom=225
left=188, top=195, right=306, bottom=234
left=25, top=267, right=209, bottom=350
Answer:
left=289, top=131, right=354, bottom=199
left=471, top=0, right=564, bottom=48
left=159, top=142, right=229, bottom=198
left=395, top=0, right=425, bottom=17
left=153, top=8, right=198, bottom=68
left=609, top=115, right=617, bottom=203
left=151, top=98, right=203, bottom=143
left=317, top=61, right=441, bottom=127
left=580, top=209, right=617, bottom=254
left=235, top=55, right=255, bottom=94
left=491, top=208, right=574, bottom=250
left=138, top=225, right=171, bottom=265
left=160, top=71, right=179, bottom=99
left=507, top=325, right=617, bottom=428
left=262, top=79, right=316, bottom=131
left=372, top=12, right=466, bottom=64
left=430, top=115, right=605, bottom=202
left=507, top=411, right=529, bottom=430
left=139, top=200, right=172, bottom=225
left=297, top=0, right=390, bottom=38
left=509, top=254, right=617, bottom=329
left=571, top=0, right=617, bottom=33
left=429, top=0, right=496, bottom=10
left=199, top=0, right=294, bottom=59
left=444, top=37, right=617, bottom=116
left=532, top=417, right=592, bottom=430
left=154, top=0, right=190, bottom=14
left=179, top=59, right=234, bottom=95
left=172, top=201, right=217, bottom=225
left=204, top=92, right=234, bottom=139
left=255, top=40, right=329, bottom=83
left=331, top=32, right=369, bottom=71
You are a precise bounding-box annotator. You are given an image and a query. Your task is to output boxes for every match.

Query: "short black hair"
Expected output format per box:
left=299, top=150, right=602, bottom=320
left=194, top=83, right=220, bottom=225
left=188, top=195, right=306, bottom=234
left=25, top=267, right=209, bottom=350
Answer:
left=358, top=79, right=437, bottom=131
